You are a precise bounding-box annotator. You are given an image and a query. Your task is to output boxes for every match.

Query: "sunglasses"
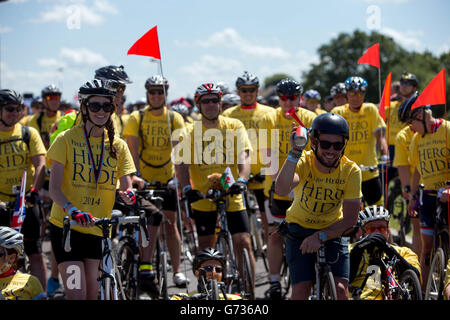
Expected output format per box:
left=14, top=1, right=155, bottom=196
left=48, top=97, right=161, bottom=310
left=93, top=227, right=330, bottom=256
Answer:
left=400, top=80, right=415, bottom=86
left=44, top=95, right=61, bottom=101
left=86, top=102, right=115, bottom=113
left=239, top=87, right=257, bottom=94
left=279, top=95, right=298, bottom=102
left=317, top=139, right=345, bottom=151
left=200, top=98, right=220, bottom=104
left=201, top=265, right=223, bottom=273
left=347, top=91, right=365, bottom=97
left=364, top=225, right=387, bottom=233
left=3, top=105, right=24, bottom=113
left=147, top=89, right=164, bottom=95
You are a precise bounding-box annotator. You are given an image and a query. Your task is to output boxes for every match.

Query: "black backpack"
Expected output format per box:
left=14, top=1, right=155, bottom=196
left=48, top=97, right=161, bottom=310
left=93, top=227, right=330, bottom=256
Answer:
left=0, top=125, right=31, bottom=150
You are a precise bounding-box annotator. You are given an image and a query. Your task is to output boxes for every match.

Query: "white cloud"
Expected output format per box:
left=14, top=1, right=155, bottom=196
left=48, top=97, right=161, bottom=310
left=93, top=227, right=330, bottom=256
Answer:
left=180, top=55, right=242, bottom=83
left=60, top=47, right=108, bottom=66
left=380, top=27, right=423, bottom=51
left=187, top=28, right=291, bottom=60
left=37, top=58, right=67, bottom=68
left=365, top=0, right=410, bottom=3
left=0, top=26, right=13, bottom=34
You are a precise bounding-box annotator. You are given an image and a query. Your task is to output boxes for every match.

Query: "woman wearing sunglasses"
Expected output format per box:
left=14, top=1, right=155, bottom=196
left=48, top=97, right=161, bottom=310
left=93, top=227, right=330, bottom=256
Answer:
left=47, top=79, right=137, bottom=300
left=349, top=205, right=420, bottom=300
left=275, top=112, right=362, bottom=300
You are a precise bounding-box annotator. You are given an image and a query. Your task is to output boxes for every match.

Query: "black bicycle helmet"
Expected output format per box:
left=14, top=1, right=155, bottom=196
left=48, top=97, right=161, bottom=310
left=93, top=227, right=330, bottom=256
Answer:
left=95, top=65, right=132, bottom=84
left=276, top=78, right=303, bottom=96
left=398, top=91, right=419, bottom=123
left=41, top=84, right=62, bottom=97
left=310, top=112, right=349, bottom=139
left=0, top=89, right=24, bottom=107
left=192, top=248, right=226, bottom=271
left=400, top=72, right=418, bottom=87
left=236, top=71, right=259, bottom=88
left=78, top=79, right=116, bottom=104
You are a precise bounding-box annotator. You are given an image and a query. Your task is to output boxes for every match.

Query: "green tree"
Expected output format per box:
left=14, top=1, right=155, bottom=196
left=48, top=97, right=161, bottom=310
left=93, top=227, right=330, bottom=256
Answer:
left=263, top=73, right=293, bottom=88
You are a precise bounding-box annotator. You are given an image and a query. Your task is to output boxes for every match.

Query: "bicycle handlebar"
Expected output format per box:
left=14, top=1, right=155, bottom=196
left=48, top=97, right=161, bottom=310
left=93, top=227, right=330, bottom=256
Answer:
left=62, top=214, right=149, bottom=252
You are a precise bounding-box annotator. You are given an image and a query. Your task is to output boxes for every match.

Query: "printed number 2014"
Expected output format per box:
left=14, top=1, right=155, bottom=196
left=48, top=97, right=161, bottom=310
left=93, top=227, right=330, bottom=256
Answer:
left=82, top=197, right=101, bottom=206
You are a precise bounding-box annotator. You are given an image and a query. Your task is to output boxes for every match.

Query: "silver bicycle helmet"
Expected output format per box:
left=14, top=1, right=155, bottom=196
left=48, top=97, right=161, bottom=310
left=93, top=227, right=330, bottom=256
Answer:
left=0, top=226, right=24, bottom=255
left=359, top=205, right=390, bottom=226
left=145, top=75, right=169, bottom=90
left=236, top=71, right=259, bottom=88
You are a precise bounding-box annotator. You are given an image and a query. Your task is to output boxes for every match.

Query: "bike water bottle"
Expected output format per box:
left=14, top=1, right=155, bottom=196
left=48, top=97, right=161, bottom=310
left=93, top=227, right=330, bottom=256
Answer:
left=293, top=126, right=308, bottom=149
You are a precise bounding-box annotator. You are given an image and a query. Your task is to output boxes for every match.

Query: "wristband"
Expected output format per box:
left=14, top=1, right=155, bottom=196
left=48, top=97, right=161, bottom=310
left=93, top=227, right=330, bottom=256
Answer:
left=131, top=171, right=142, bottom=177
left=182, top=185, right=192, bottom=194
left=286, top=150, right=302, bottom=163
left=67, top=206, right=78, bottom=215
left=63, top=201, right=72, bottom=211
left=237, top=177, right=248, bottom=185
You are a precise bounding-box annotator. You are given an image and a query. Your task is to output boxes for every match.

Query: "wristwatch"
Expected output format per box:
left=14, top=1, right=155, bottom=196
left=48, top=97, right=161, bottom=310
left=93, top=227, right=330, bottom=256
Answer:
left=403, top=185, right=411, bottom=193
left=318, top=232, right=327, bottom=243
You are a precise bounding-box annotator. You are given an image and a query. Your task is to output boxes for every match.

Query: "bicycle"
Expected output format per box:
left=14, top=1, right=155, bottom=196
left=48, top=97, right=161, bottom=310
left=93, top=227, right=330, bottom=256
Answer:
left=62, top=211, right=149, bottom=300
left=424, top=191, right=449, bottom=300
left=386, top=176, right=411, bottom=246
left=186, top=187, right=254, bottom=300
left=349, top=240, right=422, bottom=300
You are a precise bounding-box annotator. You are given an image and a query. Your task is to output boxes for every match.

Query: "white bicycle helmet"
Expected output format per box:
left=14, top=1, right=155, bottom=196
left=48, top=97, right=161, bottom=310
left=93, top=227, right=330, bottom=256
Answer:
left=0, top=226, right=24, bottom=255
left=359, top=205, right=390, bottom=226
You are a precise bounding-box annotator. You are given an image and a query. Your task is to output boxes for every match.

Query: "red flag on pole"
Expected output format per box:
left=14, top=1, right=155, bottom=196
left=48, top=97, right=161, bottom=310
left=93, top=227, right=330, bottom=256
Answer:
left=379, top=72, right=392, bottom=120
left=127, top=25, right=161, bottom=60
left=10, top=170, right=27, bottom=232
left=285, top=107, right=306, bottom=128
left=358, top=43, right=380, bottom=69
left=411, top=68, right=446, bottom=110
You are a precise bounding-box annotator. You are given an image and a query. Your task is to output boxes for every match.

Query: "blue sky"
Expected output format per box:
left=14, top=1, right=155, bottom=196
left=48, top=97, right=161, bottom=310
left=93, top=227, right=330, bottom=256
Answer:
left=0, top=0, right=449, bottom=106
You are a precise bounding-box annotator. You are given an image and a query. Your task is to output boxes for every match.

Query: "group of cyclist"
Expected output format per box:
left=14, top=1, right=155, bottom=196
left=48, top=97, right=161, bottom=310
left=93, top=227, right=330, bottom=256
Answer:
left=0, top=62, right=449, bottom=301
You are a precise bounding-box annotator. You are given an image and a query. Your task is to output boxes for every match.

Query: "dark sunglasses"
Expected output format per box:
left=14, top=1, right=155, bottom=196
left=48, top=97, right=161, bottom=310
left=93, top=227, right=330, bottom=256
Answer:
left=200, top=98, right=220, bottom=104
left=317, top=139, right=345, bottom=151
left=147, top=89, right=164, bottom=95
left=3, top=105, right=24, bottom=113
left=201, top=265, right=223, bottom=273
left=279, top=95, right=298, bottom=101
left=44, top=95, right=61, bottom=101
left=240, top=87, right=257, bottom=94
left=400, top=80, right=415, bottom=86
left=86, top=102, right=115, bottom=113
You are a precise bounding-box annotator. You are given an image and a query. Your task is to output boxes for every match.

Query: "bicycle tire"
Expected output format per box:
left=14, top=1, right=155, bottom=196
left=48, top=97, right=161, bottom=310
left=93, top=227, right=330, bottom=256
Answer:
left=159, top=251, right=169, bottom=300
left=216, top=235, right=234, bottom=290
left=320, top=271, right=337, bottom=300
left=280, top=258, right=291, bottom=299
left=399, top=269, right=422, bottom=300
left=117, top=239, right=139, bottom=300
left=209, top=279, right=220, bottom=300
left=249, top=213, right=269, bottom=273
left=240, top=248, right=254, bottom=300
left=425, top=247, right=446, bottom=300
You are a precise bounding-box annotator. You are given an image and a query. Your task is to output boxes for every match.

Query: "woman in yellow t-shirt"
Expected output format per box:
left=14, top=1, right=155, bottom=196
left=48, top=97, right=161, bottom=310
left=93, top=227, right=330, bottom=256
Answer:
left=47, top=80, right=136, bottom=300
left=275, top=113, right=362, bottom=300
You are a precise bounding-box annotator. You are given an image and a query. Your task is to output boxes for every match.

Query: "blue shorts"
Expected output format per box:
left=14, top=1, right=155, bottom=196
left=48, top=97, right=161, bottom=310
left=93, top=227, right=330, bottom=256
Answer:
left=285, top=223, right=349, bottom=285
left=419, top=192, right=437, bottom=236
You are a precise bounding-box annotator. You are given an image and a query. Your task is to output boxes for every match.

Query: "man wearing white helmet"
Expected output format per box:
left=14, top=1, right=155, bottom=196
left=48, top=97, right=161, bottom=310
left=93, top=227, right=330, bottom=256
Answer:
left=0, top=226, right=45, bottom=300
left=349, top=205, right=420, bottom=300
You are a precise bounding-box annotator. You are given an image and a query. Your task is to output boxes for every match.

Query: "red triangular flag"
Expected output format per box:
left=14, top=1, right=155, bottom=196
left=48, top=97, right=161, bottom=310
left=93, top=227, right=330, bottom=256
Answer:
left=411, top=68, right=446, bottom=110
left=358, top=43, right=380, bottom=69
left=127, top=25, right=161, bottom=60
left=379, top=72, right=392, bottom=120
left=285, top=107, right=306, bottom=128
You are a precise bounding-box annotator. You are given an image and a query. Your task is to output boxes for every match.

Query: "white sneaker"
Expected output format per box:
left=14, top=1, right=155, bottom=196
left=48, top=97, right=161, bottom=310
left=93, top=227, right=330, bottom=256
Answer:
left=173, top=272, right=189, bottom=288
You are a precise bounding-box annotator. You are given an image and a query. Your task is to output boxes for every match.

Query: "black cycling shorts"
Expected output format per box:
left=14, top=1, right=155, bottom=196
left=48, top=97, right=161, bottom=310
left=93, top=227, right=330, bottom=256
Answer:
left=191, top=209, right=250, bottom=237
left=49, top=223, right=102, bottom=264
left=362, top=177, right=382, bottom=206
left=250, top=188, right=267, bottom=213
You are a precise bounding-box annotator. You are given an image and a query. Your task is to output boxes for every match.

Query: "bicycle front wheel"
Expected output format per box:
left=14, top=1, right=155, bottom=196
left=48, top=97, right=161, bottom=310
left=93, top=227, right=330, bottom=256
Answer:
left=158, top=251, right=169, bottom=300
left=117, top=240, right=139, bottom=300
left=399, top=269, right=422, bottom=300
left=319, top=271, right=337, bottom=300
left=425, top=248, right=446, bottom=300
left=240, top=248, right=254, bottom=300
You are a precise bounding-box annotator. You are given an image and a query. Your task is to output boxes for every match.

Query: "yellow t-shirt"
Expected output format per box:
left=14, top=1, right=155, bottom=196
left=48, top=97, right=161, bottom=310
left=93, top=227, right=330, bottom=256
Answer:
left=222, top=103, right=275, bottom=190
left=285, top=151, right=362, bottom=229
left=385, top=100, right=404, bottom=146
left=444, top=258, right=450, bottom=299
left=331, top=103, right=386, bottom=182
left=111, top=113, right=130, bottom=138
left=47, top=125, right=136, bottom=236
left=170, top=290, right=242, bottom=300
left=123, top=106, right=185, bottom=183
left=27, top=111, right=61, bottom=148
left=409, top=120, right=450, bottom=190
left=0, top=124, right=46, bottom=202
left=393, top=126, right=416, bottom=179
left=19, top=115, right=32, bottom=126
left=178, top=116, right=251, bottom=212
left=0, top=272, right=44, bottom=300
left=260, top=107, right=317, bottom=200
left=349, top=243, right=421, bottom=300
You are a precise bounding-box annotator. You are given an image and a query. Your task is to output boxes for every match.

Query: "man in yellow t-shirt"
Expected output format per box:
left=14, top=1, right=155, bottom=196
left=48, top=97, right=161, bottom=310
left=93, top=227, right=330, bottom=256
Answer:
left=259, top=78, right=316, bottom=299
left=222, top=71, right=274, bottom=258
left=0, top=89, right=48, bottom=292
left=405, top=96, right=450, bottom=290
left=0, top=226, right=45, bottom=300
left=444, top=259, right=450, bottom=300
left=123, top=75, right=189, bottom=291
left=303, top=89, right=326, bottom=115
left=349, top=206, right=421, bottom=300
left=331, top=76, right=388, bottom=206
left=176, top=82, right=255, bottom=285
left=276, top=112, right=361, bottom=300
